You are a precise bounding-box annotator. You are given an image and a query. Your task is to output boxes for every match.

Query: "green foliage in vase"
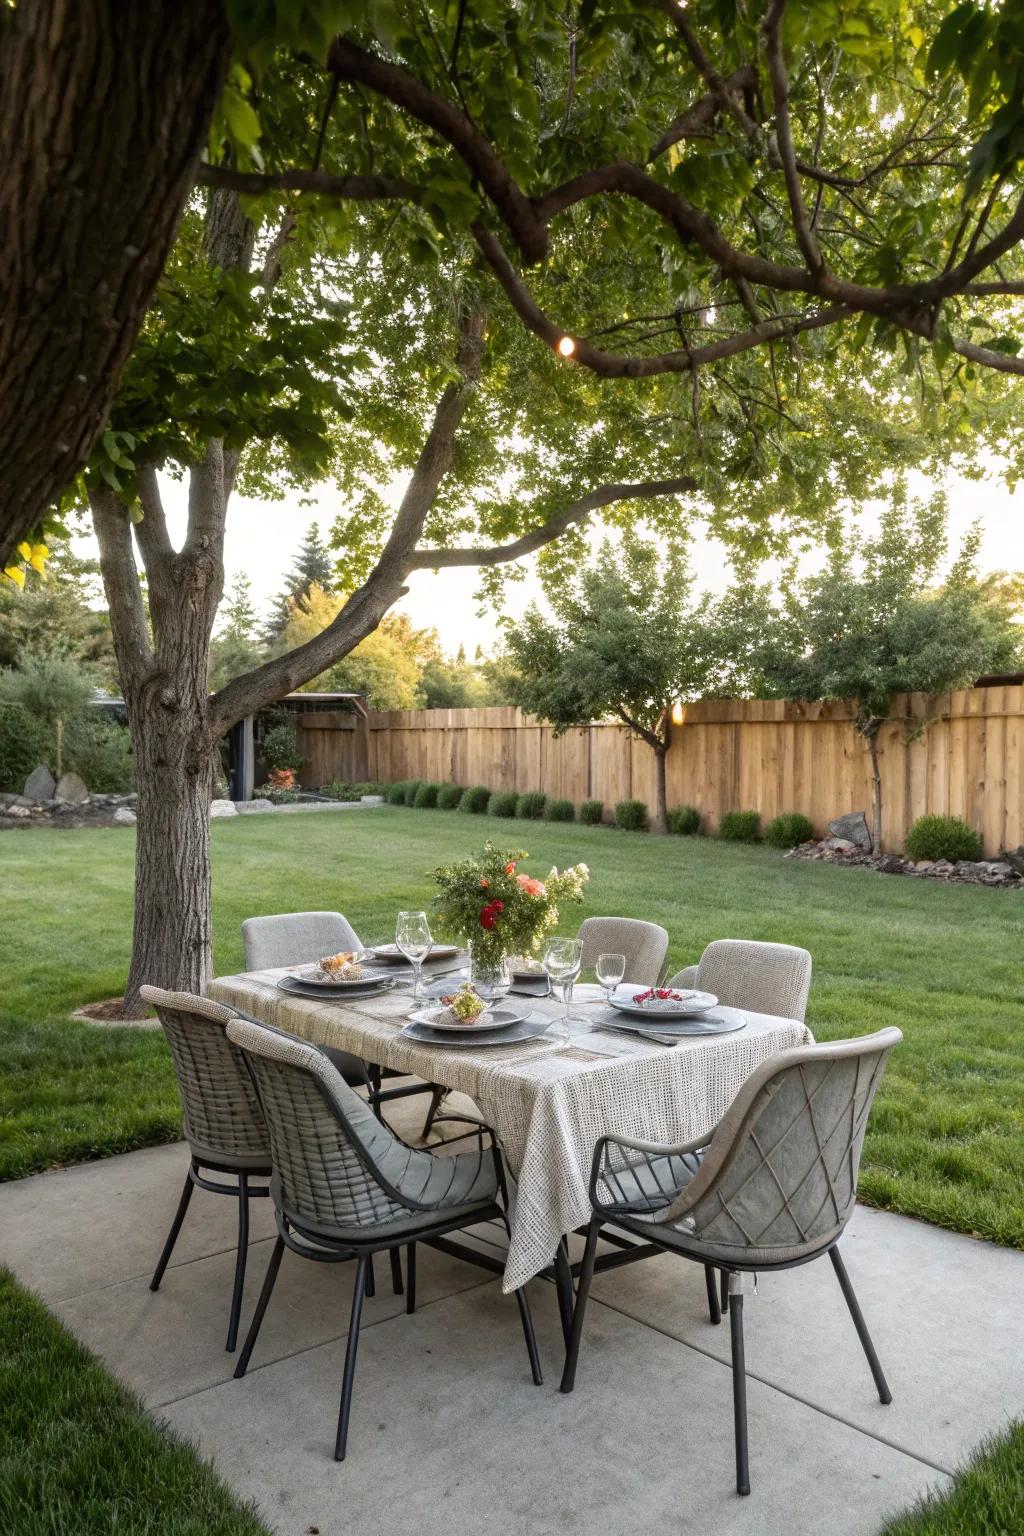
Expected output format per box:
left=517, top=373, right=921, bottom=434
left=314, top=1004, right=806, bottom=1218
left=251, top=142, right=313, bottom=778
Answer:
left=431, top=841, right=589, bottom=969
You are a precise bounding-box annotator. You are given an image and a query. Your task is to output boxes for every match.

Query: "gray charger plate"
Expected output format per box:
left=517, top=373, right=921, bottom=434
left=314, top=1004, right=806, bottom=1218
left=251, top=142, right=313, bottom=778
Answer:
left=368, top=943, right=461, bottom=965
left=277, top=975, right=395, bottom=1001
left=401, top=1013, right=551, bottom=1048
left=601, top=1008, right=746, bottom=1038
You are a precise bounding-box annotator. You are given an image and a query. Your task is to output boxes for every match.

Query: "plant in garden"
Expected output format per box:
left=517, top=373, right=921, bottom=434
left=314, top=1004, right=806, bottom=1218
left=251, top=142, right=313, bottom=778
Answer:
left=436, top=783, right=463, bottom=809
left=402, top=780, right=423, bottom=806
left=261, top=717, right=302, bottom=774
left=459, top=785, right=492, bottom=813
left=667, top=805, right=701, bottom=836
left=720, top=811, right=761, bottom=842
left=0, top=646, right=94, bottom=781
left=412, top=782, right=438, bottom=808
left=487, top=790, right=519, bottom=818
left=757, top=495, right=1022, bottom=850
left=905, top=815, right=984, bottom=863
left=516, top=792, right=547, bottom=821
left=765, top=812, right=814, bottom=849
left=431, top=841, right=589, bottom=972
left=615, top=800, right=649, bottom=832
left=580, top=799, right=604, bottom=826
left=543, top=798, right=575, bottom=822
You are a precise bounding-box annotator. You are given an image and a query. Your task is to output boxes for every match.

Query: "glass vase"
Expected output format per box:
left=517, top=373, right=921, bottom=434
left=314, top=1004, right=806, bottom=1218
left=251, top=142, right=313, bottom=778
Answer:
left=468, top=943, right=510, bottom=1002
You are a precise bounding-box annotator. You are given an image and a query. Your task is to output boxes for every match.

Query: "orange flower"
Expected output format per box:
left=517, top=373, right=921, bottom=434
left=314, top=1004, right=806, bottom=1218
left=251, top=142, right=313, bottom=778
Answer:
left=480, top=877, right=489, bottom=888
left=516, top=873, right=547, bottom=899
left=505, top=861, right=516, bottom=875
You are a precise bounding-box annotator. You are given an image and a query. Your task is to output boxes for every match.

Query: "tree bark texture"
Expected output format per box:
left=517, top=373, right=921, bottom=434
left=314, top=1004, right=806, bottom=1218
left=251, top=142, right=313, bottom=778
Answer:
left=653, top=746, right=669, bottom=835
left=0, top=0, right=231, bottom=567
left=864, top=725, right=884, bottom=853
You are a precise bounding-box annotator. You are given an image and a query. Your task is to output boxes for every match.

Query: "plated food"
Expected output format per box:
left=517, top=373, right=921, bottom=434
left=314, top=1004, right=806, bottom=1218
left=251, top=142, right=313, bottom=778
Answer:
left=437, top=983, right=489, bottom=1026
left=608, top=986, right=719, bottom=1019
left=318, top=951, right=364, bottom=980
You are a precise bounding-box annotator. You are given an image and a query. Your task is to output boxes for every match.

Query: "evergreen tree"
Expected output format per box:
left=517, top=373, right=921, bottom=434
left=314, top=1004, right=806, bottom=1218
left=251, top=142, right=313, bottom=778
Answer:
left=262, top=524, right=336, bottom=641
left=209, top=573, right=264, bottom=691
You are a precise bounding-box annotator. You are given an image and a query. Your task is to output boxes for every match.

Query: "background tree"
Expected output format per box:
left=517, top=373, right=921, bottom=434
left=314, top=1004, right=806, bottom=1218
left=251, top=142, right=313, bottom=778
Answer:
left=208, top=574, right=263, bottom=691
left=262, top=523, right=337, bottom=642
left=757, top=496, right=1023, bottom=850
left=0, top=550, right=116, bottom=685
left=274, top=583, right=441, bottom=709
left=0, top=647, right=95, bottom=782
left=501, top=539, right=764, bottom=831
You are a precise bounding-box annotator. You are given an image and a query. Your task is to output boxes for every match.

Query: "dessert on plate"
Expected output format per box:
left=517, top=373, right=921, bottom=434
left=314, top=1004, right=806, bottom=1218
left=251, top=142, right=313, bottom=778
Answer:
left=317, top=951, right=364, bottom=981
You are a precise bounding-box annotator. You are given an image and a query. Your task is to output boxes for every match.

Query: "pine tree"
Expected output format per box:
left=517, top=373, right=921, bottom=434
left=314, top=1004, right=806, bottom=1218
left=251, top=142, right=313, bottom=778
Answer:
left=219, top=573, right=257, bottom=642
left=262, top=524, right=336, bottom=641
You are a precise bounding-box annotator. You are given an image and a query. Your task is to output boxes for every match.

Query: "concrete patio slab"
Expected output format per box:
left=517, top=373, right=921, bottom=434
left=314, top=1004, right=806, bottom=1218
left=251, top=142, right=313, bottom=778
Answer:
left=161, top=1279, right=944, bottom=1536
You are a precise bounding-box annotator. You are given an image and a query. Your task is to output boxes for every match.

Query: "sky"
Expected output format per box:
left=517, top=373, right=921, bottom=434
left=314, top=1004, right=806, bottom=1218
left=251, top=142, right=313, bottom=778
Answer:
left=73, top=457, right=1023, bottom=657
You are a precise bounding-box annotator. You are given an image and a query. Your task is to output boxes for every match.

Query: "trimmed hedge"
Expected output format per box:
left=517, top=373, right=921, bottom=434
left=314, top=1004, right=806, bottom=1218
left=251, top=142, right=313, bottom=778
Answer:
left=666, top=804, right=701, bottom=836
left=386, top=782, right=408, bottom=805
left=719, top=810, right=761, bottom=842
left=516, top=791, right=547, bottom=820
left=412, top=782, right=439, bottom=808
left=615, top=799, right=648, bottom=832
left=436, top=783, right=463, bottom=809
left=543, top=797, right=575, bottom=822
left=580, top=799, right=604, bottom=825
left=487, top=790, right=519, bottom=818
left=765, top=811, right=814, bottom=849
left=905, top=814, right=983, bottom=863
left=402, top=780, right=424, bottom=806
left=459, top=784, right=492, bottom=813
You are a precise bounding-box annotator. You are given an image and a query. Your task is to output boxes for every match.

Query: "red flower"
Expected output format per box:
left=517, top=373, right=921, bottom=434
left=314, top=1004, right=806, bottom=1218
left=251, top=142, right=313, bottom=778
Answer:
left=479, top=898, right=505, bottom=930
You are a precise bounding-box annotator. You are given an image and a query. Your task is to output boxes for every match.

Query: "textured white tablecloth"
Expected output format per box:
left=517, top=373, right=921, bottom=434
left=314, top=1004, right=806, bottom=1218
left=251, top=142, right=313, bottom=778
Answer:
left=207, top=968, right=812, bottom=1290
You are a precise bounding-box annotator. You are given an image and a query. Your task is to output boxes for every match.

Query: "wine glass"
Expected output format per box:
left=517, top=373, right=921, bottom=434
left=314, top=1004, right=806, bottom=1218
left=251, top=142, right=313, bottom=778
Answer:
left=396, top=910, right=432, bottom=1002
left=544, top=937, right=583, bottom=1040
left=596, top=952, right=626, bottom=1005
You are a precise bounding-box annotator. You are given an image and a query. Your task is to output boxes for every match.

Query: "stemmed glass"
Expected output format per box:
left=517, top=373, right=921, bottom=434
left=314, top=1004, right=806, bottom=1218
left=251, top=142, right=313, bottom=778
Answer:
left=544, top=938, right=583, bottom=1041
left=596, top=952, right=626, bottom=1005
left=396, top=910, right=432, bottom=1003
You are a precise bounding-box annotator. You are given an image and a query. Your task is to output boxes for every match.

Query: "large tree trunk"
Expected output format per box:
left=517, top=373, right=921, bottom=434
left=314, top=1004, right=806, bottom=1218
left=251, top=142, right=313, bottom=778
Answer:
left=0, top=0, right=232, bottom=567
left=863, top=721, right=883, bottom=851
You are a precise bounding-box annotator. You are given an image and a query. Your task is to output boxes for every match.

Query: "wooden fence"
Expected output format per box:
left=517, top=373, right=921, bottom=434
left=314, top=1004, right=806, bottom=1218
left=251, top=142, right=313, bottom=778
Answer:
left=296, top=683, right=1024, bottom=854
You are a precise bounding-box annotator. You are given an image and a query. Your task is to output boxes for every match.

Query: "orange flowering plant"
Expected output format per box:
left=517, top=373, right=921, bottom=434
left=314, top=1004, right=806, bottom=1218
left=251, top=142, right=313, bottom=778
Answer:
left=431, top=841, right=589, bottom=973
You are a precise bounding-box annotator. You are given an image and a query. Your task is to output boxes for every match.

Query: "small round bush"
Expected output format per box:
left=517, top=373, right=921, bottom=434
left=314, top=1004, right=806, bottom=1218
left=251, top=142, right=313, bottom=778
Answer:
left=436, top=783, right=463, bottom=809
left=615, top=799, right=649, bottom=832
left=459, top=784, right=492, bottom=813
left=543, top=797, right=575, bottom=822
left=386, top=782, right=408, bottom=805
left=666, top=804, right=701, bottom=836
left=402, top=779, right=424, bottom=806
left=719, top=810, right=761, bottom=842
left=904, top=814, right=983, bottom=863
left=580, top=798, right=604, bottom=825
left=516, top=791, right=547, bottom=820
left=412, top=782, right=439, bottom=808
left=487, top=789, right=519, bottom=818
left=765, top=811, right=813, bottom=849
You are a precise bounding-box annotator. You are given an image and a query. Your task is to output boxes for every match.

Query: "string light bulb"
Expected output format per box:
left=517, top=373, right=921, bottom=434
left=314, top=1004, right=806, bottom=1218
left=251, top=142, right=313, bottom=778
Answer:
left=671, top=701, right=684, bottom=725
left=556, top=334, right=576, bottom=358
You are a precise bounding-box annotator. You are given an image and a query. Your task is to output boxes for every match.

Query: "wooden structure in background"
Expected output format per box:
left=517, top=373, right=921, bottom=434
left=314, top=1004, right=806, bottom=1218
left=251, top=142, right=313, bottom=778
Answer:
left=295, top=684, right=1024, bottom=854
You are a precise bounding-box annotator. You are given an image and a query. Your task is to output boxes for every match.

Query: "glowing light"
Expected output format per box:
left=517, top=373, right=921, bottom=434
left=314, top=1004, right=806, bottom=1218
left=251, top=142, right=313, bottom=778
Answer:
left=556, top=335, right=576, bottom=358
left=671, top=701, right=684, bottom=725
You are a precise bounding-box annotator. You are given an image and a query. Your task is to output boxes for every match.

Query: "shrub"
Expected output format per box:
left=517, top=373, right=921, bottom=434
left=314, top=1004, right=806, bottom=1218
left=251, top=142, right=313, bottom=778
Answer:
left=905, top=814, right=983, bottom=863
left=765, top=811, right=814, bottom=849
left=719, top=810, right=761, bottom=842
left=322, top=780, right=360, bottom=801
left=436, top=782, right=463, bottom=809
left=459, top=784, right=491, bottom=813
left=516, top=791, right=547, bottom=820
left=262, top=720, right=302, bottom=773
left=402, top=779, right=424, bottom=806
left=615, top=799, right=648, bottom=832
left=351, top=781, right=385, bottom=797
left=0, top=709, right=48, bottom=792
left=488, top=789, right=519, bottom=818
left=63, top=716, right=135, bottom=794
left=412, top=781, right=439, bottom=808
left=544, top=797, right=575, bottom=822
left=666, top=804, right=701, bottom=836
left=580, top=798, right=604, bottom=825
left=386, top=781, right=408, bottom=805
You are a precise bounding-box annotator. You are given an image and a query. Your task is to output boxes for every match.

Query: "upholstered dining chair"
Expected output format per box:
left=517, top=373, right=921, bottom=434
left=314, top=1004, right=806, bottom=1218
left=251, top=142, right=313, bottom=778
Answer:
left=560, top=1027, right=902, bottom=1496
left=226, top=1015, right=543, bottom=1461
left=577, top=916, right=669, bottom=988
left=668, top=939, right=813, bottom=1023
left=139, top=986, right=273, bottom=1353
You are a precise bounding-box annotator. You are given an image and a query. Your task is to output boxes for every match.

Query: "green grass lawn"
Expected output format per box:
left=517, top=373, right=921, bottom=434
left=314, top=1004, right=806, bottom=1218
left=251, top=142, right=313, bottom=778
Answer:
left=2, top=803, right=1023, bottom=1248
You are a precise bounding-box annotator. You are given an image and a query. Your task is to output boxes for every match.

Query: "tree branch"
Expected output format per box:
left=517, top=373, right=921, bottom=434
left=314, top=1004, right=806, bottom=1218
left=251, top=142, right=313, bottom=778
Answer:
left=407, top=477, right=698, bottom=569
left=91, top=488, right=154, bottom=687
left=649, top=65, right=757, bottom=158
left=763, top=0, right=824, bottom=274
left=198, top=163, right=423, bottom=204
left=951, top=337, right=1024, bottom=374
left=652, top=1, right=762, bottom=146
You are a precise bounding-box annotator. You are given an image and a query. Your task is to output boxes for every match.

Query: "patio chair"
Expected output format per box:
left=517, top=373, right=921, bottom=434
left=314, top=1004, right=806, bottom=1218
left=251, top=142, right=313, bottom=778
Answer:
left=577, top=916, right=669, bottom=987
left=225, top=1015, right=543, bottom=1460
left=139, top=985, right=273, bottom=1353
left=242, top=910, right=436, bottom=1124
left=559, top=1027, right=902, bottom=1496
left=668, top=938, right=812, bottom=1023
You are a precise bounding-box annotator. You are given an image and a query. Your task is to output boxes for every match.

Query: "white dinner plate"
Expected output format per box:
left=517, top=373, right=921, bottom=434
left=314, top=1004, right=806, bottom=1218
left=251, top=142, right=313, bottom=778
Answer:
left=408, top=1003, right=532, bottom=1033
left=368, top=943, right=460, bottom=964
left=608, top=987, right=719, bottom=1019
left=290, top=962, right=389, bottom=988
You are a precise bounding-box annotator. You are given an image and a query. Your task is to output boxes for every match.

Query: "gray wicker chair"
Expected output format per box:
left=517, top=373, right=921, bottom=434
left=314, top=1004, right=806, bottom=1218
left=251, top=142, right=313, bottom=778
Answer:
left=577, top=916, right=669, bottom=987
left=668, top=939, right=813, bottom=1023
left=560, top=1027, right=902, bottom=1496
left=140, top=985, right=273, bottom=1353
left=226, top=1015, right=543, bottom=1460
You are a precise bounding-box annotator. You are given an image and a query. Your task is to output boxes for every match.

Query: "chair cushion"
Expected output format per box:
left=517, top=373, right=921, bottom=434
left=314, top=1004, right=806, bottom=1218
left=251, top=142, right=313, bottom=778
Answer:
left=599, top=1150, right=704, bottom=1216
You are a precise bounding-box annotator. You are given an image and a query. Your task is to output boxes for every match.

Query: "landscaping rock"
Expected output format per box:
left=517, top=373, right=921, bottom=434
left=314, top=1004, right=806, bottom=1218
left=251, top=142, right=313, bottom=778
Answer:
left=787, top=837, right=1023, bottom=889
left=914, top=860, right=936, bottom=872
left=1004, top=845, right=1024, bottom=878
left=54, top=771, right=89, bottom=805
left=234, top=798, right=275, bottom=813
left=209, top=799, right=238, bottom=818
left=112, top=807, right=137, bottom=825
left=23, top=764, right=55, bottom=801
left=828, top=811, right=872, bottom=851
left=360, top=794, right=384, bottom=805
left=822, top=836, right=858, bottom=854
left=4, top=803, right=31, bottom=818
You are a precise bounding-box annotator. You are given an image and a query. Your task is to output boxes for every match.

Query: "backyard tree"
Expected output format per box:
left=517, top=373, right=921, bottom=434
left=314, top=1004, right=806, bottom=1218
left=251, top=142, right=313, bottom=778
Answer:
left=262, top=524, right=338, bottom=641
left=501, top=541, right=766, bottom=832
left=0, top=647, right=94, bottom=783
left=756, top=496, right=1023, bottom=850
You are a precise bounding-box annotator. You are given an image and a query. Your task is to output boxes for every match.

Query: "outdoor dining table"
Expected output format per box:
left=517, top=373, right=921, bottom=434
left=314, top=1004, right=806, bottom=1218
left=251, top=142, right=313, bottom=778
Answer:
left=207, top=965, right=813, bottom=1294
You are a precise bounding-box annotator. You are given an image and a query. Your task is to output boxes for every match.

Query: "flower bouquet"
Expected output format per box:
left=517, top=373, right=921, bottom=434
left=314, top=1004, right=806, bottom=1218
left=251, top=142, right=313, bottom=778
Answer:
left=431, top=841, right=589, bottom=985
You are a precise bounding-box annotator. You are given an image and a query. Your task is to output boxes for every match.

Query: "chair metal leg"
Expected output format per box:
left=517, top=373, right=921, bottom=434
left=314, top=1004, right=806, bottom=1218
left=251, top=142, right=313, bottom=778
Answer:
left=559, top=1220, right=600, bottom=1393
left=553, top=1238, right=575, bottom=1347
left=234, top=1234, right=284, bottom=1378
left=422, top=1084, right=447, bottom=1139
left=405, top=1242, right=416, bottom=1314
left=226, top=1172, right=249, bottom=1352
left=720, top=1268, right=729, bottom=1316
left=365, top=1254, right=375, bottom=1298
left=335, top=1254, right=369, bottom=1462
left=730, top=1293, right=750, bottom=1495
left=389, top=1246, right=404, bottom=1296
left=150, top=1170, right=194, bottom=1291
left=829, top=1247, right=892, bottom=1404
left=367, top=1063, right=384, bottom=1123
left=513, top=1284, right=544, bottom=1386
left=705, top=1264, right=722, bottom=1325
